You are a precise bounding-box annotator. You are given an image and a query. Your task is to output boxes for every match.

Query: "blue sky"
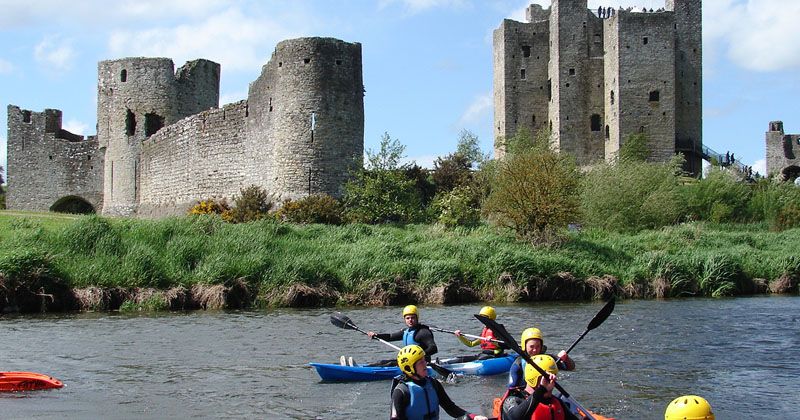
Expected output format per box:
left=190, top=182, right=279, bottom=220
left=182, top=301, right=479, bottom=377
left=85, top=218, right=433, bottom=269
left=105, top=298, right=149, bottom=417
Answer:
left=2, top=0, right=799, bottom=181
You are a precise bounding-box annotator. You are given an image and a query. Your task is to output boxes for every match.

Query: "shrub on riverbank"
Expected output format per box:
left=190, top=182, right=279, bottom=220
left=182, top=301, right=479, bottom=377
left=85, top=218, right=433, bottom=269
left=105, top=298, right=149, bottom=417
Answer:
left=1, top=211, right=798, bottom=313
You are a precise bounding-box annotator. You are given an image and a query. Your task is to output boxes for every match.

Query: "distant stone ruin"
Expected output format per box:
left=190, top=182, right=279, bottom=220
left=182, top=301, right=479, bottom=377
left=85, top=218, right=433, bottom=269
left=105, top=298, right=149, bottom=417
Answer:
left=7, top=37, right=364, bottom=217
left=765, top=121, right=800, bottom=181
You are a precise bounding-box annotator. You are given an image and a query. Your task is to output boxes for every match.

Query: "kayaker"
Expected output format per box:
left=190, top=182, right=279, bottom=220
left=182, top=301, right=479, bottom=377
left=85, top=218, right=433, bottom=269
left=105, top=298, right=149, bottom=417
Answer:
left=452, top=306, right=507, bottom=361
left=366, top=305, right=438, bottom=366
left=508, top=327, right=574, bottom=389
left=664, top=395, right=715, bottom=420
left=390, top=344, right=488, bottom=420
left=498, top=354, right=580, bottom=420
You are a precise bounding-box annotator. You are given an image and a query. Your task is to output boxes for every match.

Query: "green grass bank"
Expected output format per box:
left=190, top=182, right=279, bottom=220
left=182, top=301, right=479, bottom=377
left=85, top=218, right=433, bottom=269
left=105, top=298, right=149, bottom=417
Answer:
left=0, top=211, right=798, bottom=313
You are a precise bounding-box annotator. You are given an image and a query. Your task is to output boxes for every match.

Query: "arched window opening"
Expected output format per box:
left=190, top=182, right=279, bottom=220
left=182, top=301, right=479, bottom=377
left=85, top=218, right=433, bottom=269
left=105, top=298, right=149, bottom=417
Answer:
left=121, top=69, right=127, bottom=82
left=605, top=125, right=610, bottom=139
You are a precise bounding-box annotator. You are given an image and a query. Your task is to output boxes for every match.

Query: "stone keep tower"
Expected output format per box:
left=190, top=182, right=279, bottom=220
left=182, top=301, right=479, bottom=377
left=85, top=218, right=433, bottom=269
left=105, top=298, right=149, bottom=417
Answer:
left=765, top=121, right=800, bottom=180
left=97, top=58, right=220, bottom=216
left=494, top=1, right=703, bottom=175
left=246, top=37, right=364, bottom=199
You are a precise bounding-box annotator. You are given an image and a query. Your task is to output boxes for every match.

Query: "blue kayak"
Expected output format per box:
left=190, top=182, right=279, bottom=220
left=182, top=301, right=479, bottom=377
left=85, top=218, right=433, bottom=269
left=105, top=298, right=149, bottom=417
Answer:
left=310, top=354, right=516, bottom=382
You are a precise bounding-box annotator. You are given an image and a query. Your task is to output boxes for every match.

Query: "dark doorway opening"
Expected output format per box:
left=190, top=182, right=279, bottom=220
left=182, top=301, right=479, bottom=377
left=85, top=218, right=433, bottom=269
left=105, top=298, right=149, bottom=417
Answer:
left=50, top=196, right=95, bottom=214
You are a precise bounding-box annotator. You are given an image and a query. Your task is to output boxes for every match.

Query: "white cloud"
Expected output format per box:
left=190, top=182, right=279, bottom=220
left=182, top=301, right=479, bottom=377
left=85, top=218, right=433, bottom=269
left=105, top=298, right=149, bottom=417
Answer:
left=457, top=93, right=492, bottom=127
left=751, top=158, right=767, bottom=177
left=108, top=8, right=299, bottom=72
left=34, top=36, right=76, bottom=71
left=0, top=58, right=13, bottom=74
left=63, top=120, right=89, bottom=136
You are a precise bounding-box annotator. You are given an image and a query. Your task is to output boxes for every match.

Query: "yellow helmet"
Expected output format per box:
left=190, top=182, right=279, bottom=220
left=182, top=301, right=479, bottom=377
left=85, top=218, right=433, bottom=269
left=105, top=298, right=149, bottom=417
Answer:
left=402, top=305, right=419, bottom=318
left=665, top=395, right=715, bottom=420
left=397, top=344, right=426, bottom=376
left=524, top=354, right=559, bottom=388
left=520, top=327, right=543, bottom=346
left=479, top=306, right=497, bottom=320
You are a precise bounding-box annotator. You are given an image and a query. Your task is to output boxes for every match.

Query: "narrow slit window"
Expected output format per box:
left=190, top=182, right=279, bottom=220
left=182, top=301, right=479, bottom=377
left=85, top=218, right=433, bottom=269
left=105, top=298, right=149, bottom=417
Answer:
left=522, top=46, right=531, bottom=58
left=520, top=69, right=526, bottom=80
left=590, top=114, right=601, bottom=131
left=643, top=37, right=649, bottom=45
left=610, top=90, right=615, bottom=105
left=125, top=109, right=136, bottom=136
left=121, top=69, right=127, bottom=82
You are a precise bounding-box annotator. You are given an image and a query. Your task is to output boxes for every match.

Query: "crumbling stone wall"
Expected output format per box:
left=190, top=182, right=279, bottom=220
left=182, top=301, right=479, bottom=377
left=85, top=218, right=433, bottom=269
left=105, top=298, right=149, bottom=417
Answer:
left=97, top=57, right=220, bottom=216
left=6, top=106, right=103, bottom=212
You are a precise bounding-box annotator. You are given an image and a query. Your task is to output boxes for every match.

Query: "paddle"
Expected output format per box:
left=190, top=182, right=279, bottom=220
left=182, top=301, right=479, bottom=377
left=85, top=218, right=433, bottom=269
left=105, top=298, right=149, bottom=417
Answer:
left=330, top=312, right=455, bottom=378
left=475, top=314, right=597, bottom=420
left=565, top=297, right=615, bottom=355
left=429, top=326, right=505, bottom=345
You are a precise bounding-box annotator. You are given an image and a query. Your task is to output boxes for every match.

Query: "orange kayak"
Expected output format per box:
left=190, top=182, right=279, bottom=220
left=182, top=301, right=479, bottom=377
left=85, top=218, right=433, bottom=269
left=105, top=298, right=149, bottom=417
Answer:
left=0, top=371, right=64, bottom=392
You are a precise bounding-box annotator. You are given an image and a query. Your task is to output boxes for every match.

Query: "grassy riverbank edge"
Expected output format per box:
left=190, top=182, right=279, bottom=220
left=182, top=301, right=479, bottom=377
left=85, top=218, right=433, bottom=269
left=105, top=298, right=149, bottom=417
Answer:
left=1, top=211, right=798, bottom=313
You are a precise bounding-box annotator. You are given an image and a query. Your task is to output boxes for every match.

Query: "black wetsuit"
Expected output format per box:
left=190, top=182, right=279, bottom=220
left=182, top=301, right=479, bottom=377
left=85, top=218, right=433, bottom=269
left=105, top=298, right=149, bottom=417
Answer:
left=369, top=324, right=438, bottom=366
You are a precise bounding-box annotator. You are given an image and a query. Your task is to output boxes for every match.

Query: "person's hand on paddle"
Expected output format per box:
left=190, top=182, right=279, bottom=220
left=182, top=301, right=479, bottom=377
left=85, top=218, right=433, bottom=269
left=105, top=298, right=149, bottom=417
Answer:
left=539, top=373, right=557, bottom=393
left=367, top=331, right=377, bottom=339
left=557, top=349, right=568, bottom=362
left=454, top=329, right=462, bottom=337
left=472, top=415, right=488, bottom=420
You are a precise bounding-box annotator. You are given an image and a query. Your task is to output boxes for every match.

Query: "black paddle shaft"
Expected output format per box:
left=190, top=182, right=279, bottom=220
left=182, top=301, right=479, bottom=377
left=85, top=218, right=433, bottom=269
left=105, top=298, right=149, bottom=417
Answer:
left=564, top=298, right=615, bottom=355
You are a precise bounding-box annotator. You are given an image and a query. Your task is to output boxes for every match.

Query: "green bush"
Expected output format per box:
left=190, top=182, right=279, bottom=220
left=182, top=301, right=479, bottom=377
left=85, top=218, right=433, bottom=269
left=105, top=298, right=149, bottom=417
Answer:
left=228, top=185, right=274, bottom=223
left=432, top=153, right=472, bottom=193
left=683, top=168, right=752, bottom=222
left=274, top=194, right=344, bottom=225
left=581, top=158, right=685, bottom=232
left=432, top=185, right=481, bottom=228
left=343, top=132, right=425, bottom=224
left=483, top=130, right=581, bottom=244
left=751, top=180, right=800, bottom=230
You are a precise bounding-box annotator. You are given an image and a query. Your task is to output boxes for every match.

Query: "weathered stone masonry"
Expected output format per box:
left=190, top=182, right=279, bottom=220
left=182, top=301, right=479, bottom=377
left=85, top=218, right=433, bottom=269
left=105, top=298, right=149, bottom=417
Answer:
left=7, top=37, right=364, bottom=217
left=765, top=121, right=800, bottom=180
left=494, top=0, right=702, bottom=175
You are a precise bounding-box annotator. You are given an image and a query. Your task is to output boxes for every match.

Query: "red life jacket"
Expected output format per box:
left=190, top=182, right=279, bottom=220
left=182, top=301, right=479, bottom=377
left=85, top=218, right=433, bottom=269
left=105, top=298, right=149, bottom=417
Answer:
left=530, top=396, right=566, bottom=420
left=479, top=327, right=498, bottom=351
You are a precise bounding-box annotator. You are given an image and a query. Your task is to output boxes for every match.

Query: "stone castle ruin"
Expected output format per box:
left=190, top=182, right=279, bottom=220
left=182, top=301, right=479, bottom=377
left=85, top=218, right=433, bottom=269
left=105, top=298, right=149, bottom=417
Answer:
left=7, top=37, right=364, bottom=216
left=766, top=121, right=800, bottom=181
left=494, top=0, right=702, bottom=174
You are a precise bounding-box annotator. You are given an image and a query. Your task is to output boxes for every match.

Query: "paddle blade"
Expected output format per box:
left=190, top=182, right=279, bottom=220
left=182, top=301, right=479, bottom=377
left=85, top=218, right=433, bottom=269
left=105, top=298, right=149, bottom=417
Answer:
left=330, top=312, right=357, bottom=330
left=586, top=297, right=615, bottom=331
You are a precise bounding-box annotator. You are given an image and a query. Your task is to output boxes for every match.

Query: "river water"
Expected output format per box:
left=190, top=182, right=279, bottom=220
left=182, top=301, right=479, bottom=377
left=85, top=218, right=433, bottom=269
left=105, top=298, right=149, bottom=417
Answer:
left=2, top=296, right=799, bottom=419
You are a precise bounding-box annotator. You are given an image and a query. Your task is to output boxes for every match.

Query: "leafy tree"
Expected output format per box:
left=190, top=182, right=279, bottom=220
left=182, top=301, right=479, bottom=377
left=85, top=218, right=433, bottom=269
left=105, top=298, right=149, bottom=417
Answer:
left=455, top=129, right=487, bottom=168
left=432, top=153, right=472, bottom=194
left=432, top=185, right=481, bottom=228
left=483, top=129, right=581, bottom=244
left=618, top=132, right=650, bottom=163
left=405, top=164, right=436, bottom=206
left=343, top=133, right=424, bottom=224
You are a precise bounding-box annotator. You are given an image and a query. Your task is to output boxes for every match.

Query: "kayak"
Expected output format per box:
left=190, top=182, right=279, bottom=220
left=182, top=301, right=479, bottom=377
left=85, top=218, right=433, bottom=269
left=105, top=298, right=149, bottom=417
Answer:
left=0, top=371, right=64, bottom=392
left=310, top=354, right=516, bottom=382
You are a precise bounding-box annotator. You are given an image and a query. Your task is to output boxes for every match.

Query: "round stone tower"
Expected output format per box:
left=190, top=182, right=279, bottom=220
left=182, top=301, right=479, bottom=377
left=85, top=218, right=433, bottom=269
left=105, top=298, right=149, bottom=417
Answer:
left=97, top=57, right=219, bottom=216
left=246, top=37, right=364, bottom=199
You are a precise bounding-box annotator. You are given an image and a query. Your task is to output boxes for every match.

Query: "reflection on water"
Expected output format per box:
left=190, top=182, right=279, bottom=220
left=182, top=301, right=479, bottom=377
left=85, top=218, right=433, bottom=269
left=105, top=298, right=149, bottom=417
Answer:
left=2, top=297, right=799, bottom=419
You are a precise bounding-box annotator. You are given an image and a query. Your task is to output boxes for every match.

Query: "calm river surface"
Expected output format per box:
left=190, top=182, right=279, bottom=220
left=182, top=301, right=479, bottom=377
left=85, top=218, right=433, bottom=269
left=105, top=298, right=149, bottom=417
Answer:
left=3, top=296, right=799, bottom=419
